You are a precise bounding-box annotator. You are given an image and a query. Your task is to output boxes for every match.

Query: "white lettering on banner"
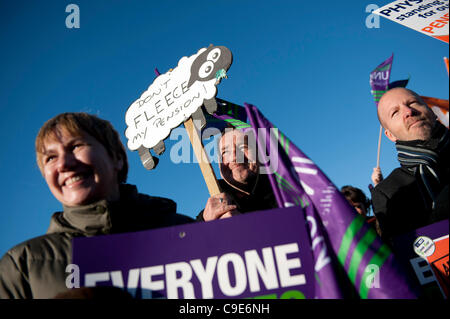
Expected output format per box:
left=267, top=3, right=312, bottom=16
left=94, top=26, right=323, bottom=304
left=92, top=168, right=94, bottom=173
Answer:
left=307, top=215, right=332, bottom=272
left=110, top=271, right=125, bottom=287
left=274, top=243, right=306, bottom=287
left=295, top=167, right=318, bottom=175
left=370, top=71, right=390, bottom=81
left=85, top=272, right=110, bottom=286
left=300, top=181, right=314, bottom=195
left=83, top=242, right=307, bottom=298
left=125, top=268, right=140, bottom=297
left=245, top=248, right=279, bottom=292
left=166, top=262, right=195, bottom=299
left=217, top=253, right=247, bottom=297
left=191, top=257, right=218, bottom=299
left=292, top=156, right=317, bottom=195
left=409, top=256, right=438, bottom=285
left=291, top=157, right=314, bottom=164
left=141, top=265, right=164, bottom=298
left=319, top=186, right=335, bottom=215
left=283, top=202, right=295, bottom=207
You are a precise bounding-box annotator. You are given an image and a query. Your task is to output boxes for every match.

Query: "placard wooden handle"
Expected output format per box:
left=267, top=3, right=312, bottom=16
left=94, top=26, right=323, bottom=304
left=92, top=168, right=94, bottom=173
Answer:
left=184, top=118, right=221, bottom=196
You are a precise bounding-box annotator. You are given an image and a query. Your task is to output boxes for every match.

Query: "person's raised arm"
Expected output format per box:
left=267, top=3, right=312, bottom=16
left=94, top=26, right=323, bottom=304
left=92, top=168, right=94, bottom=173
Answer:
left=371, top=167, right=383, bottom=187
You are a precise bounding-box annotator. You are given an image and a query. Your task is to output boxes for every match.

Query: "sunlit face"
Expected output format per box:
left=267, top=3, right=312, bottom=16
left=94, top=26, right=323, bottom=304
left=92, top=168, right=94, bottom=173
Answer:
left=41, top=128, right=123, bottom=207
left=378, top=88, right=436, bottom=142
left=219, top=130, right=258, bottom=187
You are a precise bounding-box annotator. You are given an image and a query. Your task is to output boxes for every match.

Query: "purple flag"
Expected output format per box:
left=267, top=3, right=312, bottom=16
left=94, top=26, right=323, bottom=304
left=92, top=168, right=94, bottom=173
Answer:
left=370, top=54, right=394, bottom=107
left=244, top=103, right=418, bottom=298
left=203, top=98, right=249, bottom=135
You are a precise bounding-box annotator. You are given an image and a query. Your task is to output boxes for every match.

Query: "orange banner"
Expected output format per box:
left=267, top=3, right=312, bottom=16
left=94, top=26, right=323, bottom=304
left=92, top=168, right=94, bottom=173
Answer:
left=421, top=96, right=449, bottom=129
left=426, top=236, right=449, bottom=298
left=421, top=96, right=450, bottom=111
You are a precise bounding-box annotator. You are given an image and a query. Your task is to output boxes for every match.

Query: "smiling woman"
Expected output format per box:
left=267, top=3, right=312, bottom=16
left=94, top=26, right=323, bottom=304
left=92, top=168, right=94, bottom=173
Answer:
left=39, top=130, right=122, bottom=207
left=35, top=113, right=128, bottom=186
left=0, top=112, right=194, bottom=299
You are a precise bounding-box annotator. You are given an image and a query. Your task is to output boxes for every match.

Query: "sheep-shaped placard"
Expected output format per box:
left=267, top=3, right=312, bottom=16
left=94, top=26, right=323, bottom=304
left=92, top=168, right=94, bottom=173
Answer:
left=125, top=45, right=233, bottom=169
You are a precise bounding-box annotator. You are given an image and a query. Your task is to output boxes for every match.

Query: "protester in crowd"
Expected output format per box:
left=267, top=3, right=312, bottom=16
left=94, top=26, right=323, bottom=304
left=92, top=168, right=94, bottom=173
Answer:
left=340, top=185, right=371, bottom=217
left=340, top=185, right=378, bottom=230
left=371, top=88, right=449, bottom=244
left=197, top=128, right=277, bottom=221
left=0, top=112, right=194, bottom=299
left=341, top=185, right=379, bottom=233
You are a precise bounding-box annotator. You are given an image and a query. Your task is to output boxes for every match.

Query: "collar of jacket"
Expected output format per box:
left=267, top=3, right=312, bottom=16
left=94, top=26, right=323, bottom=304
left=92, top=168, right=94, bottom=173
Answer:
left=220, top=171, right=273, bottom=200
left=220, top=171, right=260, bottom=196
left=47, top=184, right=140, bottom=236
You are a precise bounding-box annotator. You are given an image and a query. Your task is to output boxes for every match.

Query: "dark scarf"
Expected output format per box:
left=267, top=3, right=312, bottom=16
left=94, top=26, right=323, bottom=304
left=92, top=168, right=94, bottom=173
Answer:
left=396, top=122, right=450, bottom=209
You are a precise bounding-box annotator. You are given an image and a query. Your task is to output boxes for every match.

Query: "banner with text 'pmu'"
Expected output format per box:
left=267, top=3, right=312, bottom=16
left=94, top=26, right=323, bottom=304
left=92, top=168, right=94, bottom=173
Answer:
left=370, top=54, right=393, bottom=107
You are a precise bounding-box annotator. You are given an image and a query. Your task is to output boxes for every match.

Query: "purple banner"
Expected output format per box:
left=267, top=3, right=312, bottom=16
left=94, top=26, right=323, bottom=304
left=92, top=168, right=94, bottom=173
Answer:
left=245, top=104, right=418, bottom=298
left=72, top=207, right=316, bottom=299
left=370, top=54, right=394, bottom=106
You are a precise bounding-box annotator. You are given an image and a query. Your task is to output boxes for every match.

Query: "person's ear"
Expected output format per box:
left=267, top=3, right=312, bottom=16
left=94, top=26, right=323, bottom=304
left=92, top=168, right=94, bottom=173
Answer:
left=384, top=129, right=397, bottom=142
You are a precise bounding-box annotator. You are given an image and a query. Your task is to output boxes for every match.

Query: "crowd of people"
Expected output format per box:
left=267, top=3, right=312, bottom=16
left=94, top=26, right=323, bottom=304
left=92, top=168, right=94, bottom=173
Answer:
left=0, top=87, right=448, bottom=299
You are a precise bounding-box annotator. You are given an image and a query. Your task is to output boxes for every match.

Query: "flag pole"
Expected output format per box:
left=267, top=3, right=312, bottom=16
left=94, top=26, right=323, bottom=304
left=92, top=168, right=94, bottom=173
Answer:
left=444, top=57, right=449, bottom=76
left=370, top=54, right=393, bottom=170
left=376, top=124, right=382, bottom=168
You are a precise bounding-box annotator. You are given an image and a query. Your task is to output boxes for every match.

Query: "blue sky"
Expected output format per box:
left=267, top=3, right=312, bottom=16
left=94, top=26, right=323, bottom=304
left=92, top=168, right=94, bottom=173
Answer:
left=0, top=0, right=448, bottom=257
